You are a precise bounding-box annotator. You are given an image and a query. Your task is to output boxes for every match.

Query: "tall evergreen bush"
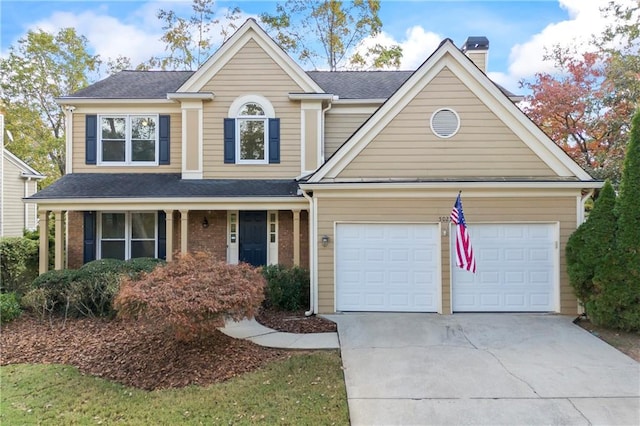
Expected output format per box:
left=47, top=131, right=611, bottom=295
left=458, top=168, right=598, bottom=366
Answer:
left=566, top=180, right=617, bottom=305
left=590, top=109, right=640, bottom=331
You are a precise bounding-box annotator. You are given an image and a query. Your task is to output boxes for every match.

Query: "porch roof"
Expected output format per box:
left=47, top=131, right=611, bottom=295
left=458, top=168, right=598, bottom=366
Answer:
left=28, top=174, right=302, bottom=199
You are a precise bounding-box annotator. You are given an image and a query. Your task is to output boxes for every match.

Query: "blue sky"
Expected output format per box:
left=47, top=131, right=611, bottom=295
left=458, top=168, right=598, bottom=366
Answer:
left=0, top=1, right=619, bottom=93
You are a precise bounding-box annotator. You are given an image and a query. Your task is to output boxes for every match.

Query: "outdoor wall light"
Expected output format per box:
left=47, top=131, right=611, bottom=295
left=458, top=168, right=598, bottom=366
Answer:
left=202, top=217, right=209, bottom=228
left=321, top=235, right=329, bottom=247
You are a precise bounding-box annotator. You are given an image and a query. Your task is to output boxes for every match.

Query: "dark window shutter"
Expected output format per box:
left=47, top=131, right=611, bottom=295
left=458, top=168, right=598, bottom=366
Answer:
left=83, top=211, right=96, bottom=263
left=157, top=211, right=166, bottom=260
left=224, top=118, right=235, bottom=164
left=86, top=115, right=97, bottom=165
left=269, top=118, right=280, bottom=164
left=159, top=115, right=170, bottom=165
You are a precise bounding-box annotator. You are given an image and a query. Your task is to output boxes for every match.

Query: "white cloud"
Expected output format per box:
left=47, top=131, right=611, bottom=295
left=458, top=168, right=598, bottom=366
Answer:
left=352, top=25, right=442, bottom=70
left=29, top=10, right=165, bottom=67
left=495, top=0, right=633, bottom=90
left=25, top=3, right=256, bottom=72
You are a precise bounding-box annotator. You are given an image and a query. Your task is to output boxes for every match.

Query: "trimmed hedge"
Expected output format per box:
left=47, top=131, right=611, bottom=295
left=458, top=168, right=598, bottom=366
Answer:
left=262, top=264, right=310, bottom=311
left=21, top=258, right=163, bottom=319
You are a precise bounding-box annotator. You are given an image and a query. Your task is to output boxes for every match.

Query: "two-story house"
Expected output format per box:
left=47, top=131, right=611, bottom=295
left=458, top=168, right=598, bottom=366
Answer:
left=30, top=19, right=601, bottom=316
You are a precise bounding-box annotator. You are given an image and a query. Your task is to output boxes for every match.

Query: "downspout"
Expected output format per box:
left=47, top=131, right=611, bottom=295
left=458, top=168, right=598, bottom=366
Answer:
left=301, top=188, right=316, bottom=316
left=319, top=96, right=336, bottom=164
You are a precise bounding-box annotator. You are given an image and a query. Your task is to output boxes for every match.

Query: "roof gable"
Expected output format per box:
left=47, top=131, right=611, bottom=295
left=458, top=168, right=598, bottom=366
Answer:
left=3, top=149, right=44, bottom=178
left=178, top=19, right=323, bottom=94
left=309, top=39, right=594, bottom=183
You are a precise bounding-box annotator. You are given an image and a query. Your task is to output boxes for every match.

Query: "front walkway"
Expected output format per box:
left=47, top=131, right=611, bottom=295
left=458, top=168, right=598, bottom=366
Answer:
left=219, top=318, right=339, bottom=349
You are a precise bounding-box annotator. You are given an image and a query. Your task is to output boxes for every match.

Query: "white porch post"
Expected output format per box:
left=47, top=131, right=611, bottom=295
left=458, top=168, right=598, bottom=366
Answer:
left=53, top=210, right=64, bottom=270
left=180, top=209, right=189, bottom=255
left=293, top=209, right=301, bottom=266
left=38, top=210, right=49, bottom=274
left=165, top=210, right=174, bottom=262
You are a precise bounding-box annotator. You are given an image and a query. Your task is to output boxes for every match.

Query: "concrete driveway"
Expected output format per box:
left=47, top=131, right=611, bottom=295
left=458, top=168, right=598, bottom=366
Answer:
left=326, top=313, right=640, bottom=426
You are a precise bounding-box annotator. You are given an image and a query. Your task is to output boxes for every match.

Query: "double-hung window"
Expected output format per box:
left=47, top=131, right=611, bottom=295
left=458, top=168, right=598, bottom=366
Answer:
left=99, top=212, right=157, bottom=260
left=99, top=115, right=158, bottom=165
left=224, top=95, right=279, bottom=164
left=237, top=103, right=268, bottom=163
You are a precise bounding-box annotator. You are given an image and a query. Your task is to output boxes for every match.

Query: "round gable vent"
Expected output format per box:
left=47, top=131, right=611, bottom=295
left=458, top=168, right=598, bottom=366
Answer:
left=430, top=108, right=460, bottom=138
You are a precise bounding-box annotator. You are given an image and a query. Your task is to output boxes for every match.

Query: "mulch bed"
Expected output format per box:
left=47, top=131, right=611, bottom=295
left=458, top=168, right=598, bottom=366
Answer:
left=255, top=307, right=337, bottom=333
left=1, top=308, right=337, bottom=391
left=0, top=314, right=291, bottom=391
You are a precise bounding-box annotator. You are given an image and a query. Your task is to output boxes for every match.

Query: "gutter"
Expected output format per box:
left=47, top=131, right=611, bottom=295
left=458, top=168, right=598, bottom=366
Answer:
left=301, top=188, right=316, bottom=316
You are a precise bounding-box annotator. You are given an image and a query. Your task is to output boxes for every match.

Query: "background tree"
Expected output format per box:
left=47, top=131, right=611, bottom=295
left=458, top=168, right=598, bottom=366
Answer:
left=260, top=0, right=402, bottom=71
left=147, top=0, right=241, bottom=70
left=0, top=28, right=100, bottom=186
left=520, top=49, right=632, bottom=183
left=520, top=2, right=639, bottom=184
left=566, top=180, right=617, bottom=307
left=590, top=109, right=640, bottom=331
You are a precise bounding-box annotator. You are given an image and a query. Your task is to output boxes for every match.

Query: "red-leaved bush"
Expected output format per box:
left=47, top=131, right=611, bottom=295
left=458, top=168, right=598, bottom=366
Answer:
left=113, top=252, right=265, bottom=341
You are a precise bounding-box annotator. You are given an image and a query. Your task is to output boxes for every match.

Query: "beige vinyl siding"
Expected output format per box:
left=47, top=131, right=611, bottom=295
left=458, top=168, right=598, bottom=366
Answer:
left=315, top=193, right=577, bottom=315
left=1, top=158, right=27, bottom=236
left=324, top=112, right=371, bottom=159
left=201, top=39, right=303, bottom=178
left=337, top=67, right=555, bottom=179
left=24, top=179, right=38, bottom=230
left=72, top=112, right=182, bottom=173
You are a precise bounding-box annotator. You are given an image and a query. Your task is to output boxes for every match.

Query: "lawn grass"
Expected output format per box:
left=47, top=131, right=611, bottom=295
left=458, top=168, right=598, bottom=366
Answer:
left=1, top=351, right=349, bottom=425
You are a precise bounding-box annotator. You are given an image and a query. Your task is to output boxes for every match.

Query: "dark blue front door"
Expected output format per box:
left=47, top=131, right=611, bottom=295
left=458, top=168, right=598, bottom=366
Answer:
left=239, top=211, right=267, bottom=266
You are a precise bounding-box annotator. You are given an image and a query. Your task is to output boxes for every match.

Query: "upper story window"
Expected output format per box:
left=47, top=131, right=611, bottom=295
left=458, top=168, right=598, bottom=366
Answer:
left=99, top=115, right=158, bottom=165
left=225, top=95, right=280, bottom=165
left=237, top=103, right=268, bottom=163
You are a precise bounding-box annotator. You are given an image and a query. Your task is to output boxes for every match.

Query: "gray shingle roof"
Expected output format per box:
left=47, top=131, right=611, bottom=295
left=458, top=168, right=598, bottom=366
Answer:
left=69, top=71, right=194, bottom=99
left=306, top=71, right=414, bottom=99
left=29, top=174, right=301, bottom=199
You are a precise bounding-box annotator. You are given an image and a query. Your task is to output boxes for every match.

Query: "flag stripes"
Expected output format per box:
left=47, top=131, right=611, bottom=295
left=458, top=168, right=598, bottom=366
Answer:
left=450, top=193, right=477, bottom=273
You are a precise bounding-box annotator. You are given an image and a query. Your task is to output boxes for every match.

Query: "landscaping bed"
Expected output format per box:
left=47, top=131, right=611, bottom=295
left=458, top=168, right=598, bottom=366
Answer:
left=575, top=316, right=640, bottom=362
left=256, top=307, right=337, bottom=333
left=0, top=314, right=292, bottom=391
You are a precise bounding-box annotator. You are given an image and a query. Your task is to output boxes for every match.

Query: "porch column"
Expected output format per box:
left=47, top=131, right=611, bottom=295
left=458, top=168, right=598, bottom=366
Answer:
left=53, top=210, right=64, bottom=270
left=38, top=210, right=49, bottom=274
left=293, top=209, right=301, bottom=266
left=180, top=209, right=189, bottom=254
left=165, top=209, right=174, bottom=262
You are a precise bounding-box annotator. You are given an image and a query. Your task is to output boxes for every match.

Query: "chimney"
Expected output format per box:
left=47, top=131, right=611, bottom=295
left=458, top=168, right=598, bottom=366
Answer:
left=462, top=36, right=489, bottom=73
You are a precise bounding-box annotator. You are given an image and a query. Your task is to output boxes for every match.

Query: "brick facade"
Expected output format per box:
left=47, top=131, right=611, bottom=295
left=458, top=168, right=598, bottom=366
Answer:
left=66, top=209, right=308, bottom=269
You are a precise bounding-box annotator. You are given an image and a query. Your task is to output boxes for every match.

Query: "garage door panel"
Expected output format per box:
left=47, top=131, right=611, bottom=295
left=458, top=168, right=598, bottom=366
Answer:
left=337, top=223, right=439, bottom=312
left=452, top=224, right=556, bottom=312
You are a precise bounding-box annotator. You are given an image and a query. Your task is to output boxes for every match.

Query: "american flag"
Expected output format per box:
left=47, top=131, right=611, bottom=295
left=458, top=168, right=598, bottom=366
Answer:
left=450, top=193, right=477, bottom=273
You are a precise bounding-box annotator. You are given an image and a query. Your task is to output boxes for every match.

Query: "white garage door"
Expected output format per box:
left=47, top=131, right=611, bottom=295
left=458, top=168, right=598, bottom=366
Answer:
left=452, top=223, right=557, bottom=312
left=336, top=223, right=440, bottom=312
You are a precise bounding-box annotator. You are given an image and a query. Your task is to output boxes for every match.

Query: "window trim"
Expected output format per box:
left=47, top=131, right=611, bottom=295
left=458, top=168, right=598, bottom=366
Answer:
left=228, top=95, right=275, bottom=165
left=97, top=211, right=158, bottom=260
left=97, top=114, right=160, bottom=166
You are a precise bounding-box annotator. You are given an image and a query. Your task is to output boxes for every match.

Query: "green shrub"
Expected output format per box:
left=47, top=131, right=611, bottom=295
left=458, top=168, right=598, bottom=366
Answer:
left=590, top=109, right=640, bottom=331
left=0, top=292, right=22, bottom=324
left=0, top=237, right=39, bottom=296
left=25, top=269, right=79, bottom=317
left=262, top=264, right=310, bottom=311
left=566, top=180, right=617, bottom=305
left=114, top=252, right=265, bottom=341
left=123, top=257, right=165, bottom=277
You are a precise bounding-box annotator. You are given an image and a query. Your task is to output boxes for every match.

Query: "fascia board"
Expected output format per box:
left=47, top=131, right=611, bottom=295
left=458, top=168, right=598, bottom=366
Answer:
left=299, top=180, right=603, bottom=192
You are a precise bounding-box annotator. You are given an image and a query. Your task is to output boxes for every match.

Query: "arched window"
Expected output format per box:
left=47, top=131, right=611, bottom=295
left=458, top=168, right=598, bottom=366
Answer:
left=225, top=95, right=279, bottom=165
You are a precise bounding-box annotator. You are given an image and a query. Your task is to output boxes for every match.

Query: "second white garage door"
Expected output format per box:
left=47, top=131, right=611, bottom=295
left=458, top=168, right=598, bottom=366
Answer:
left=452, top=223, right=558, bottom=312
left=336, top=223, right=440, bottom=312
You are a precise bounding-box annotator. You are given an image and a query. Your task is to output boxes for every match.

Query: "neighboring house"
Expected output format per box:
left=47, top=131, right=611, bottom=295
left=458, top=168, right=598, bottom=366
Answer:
left=29, top=19, right=601, bottom=315
left=1, top=147, right=45, bottom=237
